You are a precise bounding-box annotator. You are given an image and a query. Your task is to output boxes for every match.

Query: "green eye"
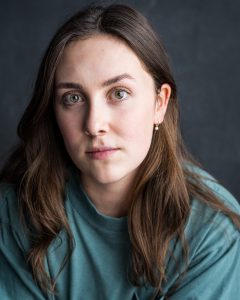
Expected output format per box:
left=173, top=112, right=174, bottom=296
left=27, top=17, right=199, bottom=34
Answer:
left=112, top=89, right=129, bottom=101
left=63, top=93, right=83, bottom=104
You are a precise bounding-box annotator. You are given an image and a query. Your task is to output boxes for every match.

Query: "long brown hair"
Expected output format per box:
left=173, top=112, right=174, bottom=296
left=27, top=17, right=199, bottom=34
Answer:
left=0, top=4, right=239, bottom=299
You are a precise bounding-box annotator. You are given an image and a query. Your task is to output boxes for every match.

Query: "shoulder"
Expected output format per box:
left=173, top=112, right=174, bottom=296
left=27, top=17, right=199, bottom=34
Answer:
left=183, top=164, right=240, bottom=260
left=185, top=162, right=240, bottom=214
left=187, top=164, right=239, bottom=229
left=0, top=184, right=46, bottom=299
left=164, top=165, right=240, bottom=297
left=0, top=182, right=30, bottom=252
left=0, top=182, right=19, bottom=226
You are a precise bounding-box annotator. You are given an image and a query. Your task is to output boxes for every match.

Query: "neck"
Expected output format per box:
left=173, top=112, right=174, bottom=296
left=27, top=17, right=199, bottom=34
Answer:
left=80, top=174, right=135, bottom=218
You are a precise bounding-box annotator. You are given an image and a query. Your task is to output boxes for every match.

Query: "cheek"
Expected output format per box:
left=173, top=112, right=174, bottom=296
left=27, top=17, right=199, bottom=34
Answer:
left=117, top=105, right=154, bottom=149
left=55, top=112, right=81, bottom=147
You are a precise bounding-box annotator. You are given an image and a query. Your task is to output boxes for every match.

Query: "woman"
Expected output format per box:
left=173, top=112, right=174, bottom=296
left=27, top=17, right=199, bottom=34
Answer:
left=0, top=4, right=239, bottom=300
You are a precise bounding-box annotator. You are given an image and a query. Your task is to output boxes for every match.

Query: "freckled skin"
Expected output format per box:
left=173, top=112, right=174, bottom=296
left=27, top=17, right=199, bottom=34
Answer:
left=54, top=34, right=169, bottom=201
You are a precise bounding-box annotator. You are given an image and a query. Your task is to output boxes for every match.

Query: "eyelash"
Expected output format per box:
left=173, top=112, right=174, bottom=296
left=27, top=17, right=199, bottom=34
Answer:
left=61, top=87, right=131, bottom=106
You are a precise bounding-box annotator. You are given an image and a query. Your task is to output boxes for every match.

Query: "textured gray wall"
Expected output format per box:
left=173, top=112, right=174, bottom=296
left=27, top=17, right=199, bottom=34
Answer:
left=0, top=0, right=239, bottom=200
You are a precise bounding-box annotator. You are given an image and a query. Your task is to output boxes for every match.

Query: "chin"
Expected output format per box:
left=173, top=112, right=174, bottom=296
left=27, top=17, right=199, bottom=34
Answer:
left=92, top=174, right=125, bottom=185
left=93, top=167, right=137, bottom=186
left=76, top=160, right=138, bottom=186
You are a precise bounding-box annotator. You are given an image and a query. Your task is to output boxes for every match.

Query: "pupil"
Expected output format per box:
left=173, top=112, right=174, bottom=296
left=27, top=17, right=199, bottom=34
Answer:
left=116, top=91, right=123, bottom=98
left=72, top=95, right=78, bottom=102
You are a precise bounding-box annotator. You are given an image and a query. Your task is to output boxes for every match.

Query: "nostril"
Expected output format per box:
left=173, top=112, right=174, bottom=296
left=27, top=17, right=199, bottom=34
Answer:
left=83, top=128, right=106, bottom=137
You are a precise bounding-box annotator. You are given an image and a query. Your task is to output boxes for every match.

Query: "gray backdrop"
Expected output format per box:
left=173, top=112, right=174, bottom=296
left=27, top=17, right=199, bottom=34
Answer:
left=0, top=0, right=239, bottom=201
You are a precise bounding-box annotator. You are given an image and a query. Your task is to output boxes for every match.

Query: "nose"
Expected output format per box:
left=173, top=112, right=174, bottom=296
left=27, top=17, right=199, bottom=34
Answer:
left=83, top=100, right=109, bottom=137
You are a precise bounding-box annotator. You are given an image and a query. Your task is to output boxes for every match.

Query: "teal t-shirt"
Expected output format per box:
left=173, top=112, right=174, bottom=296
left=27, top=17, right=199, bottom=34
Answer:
left=0, top=167, right=240, bottom=300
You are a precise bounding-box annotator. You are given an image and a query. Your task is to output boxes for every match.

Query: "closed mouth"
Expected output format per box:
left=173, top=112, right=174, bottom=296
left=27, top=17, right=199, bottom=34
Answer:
left=86, top=147, right=119, bottom=153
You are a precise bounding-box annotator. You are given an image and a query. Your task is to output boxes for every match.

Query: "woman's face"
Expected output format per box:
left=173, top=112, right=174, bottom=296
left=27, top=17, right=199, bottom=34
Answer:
left=54, top=34, right=170, bottom=187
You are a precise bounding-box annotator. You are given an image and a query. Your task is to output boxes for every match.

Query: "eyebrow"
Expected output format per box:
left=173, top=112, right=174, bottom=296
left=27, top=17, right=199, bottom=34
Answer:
left=55, top=73, right=135, bottom=90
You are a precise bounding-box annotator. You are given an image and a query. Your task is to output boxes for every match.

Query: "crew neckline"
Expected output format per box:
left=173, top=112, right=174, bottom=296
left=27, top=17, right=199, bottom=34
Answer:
left=65, top=166, right=129, bottom=234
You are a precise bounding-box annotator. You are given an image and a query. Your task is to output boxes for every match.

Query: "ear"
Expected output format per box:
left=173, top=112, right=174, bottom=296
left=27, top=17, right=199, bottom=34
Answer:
left=154, top=83, right=171, bottom=125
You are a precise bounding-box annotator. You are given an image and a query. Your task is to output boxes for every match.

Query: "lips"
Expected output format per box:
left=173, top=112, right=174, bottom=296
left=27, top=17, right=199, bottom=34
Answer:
left=86, top=147, right=119, bottom=160
left=86, top=147, right=118, bottom=153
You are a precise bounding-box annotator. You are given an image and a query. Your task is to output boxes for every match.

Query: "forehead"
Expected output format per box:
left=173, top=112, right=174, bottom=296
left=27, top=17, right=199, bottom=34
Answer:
left=55, top=34, right=152, bottom=83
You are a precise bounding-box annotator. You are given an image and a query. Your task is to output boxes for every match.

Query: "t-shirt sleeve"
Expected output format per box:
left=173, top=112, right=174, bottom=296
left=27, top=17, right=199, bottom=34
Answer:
left=167, top=230, right=240, bottom=299
left=164, top=184, right=240, bottom=300
left=0, top=185, right=49, bottom=300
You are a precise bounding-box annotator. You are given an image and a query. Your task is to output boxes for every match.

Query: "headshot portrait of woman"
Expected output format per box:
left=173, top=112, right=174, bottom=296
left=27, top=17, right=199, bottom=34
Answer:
left=0, top=2, right=240, bottom=300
